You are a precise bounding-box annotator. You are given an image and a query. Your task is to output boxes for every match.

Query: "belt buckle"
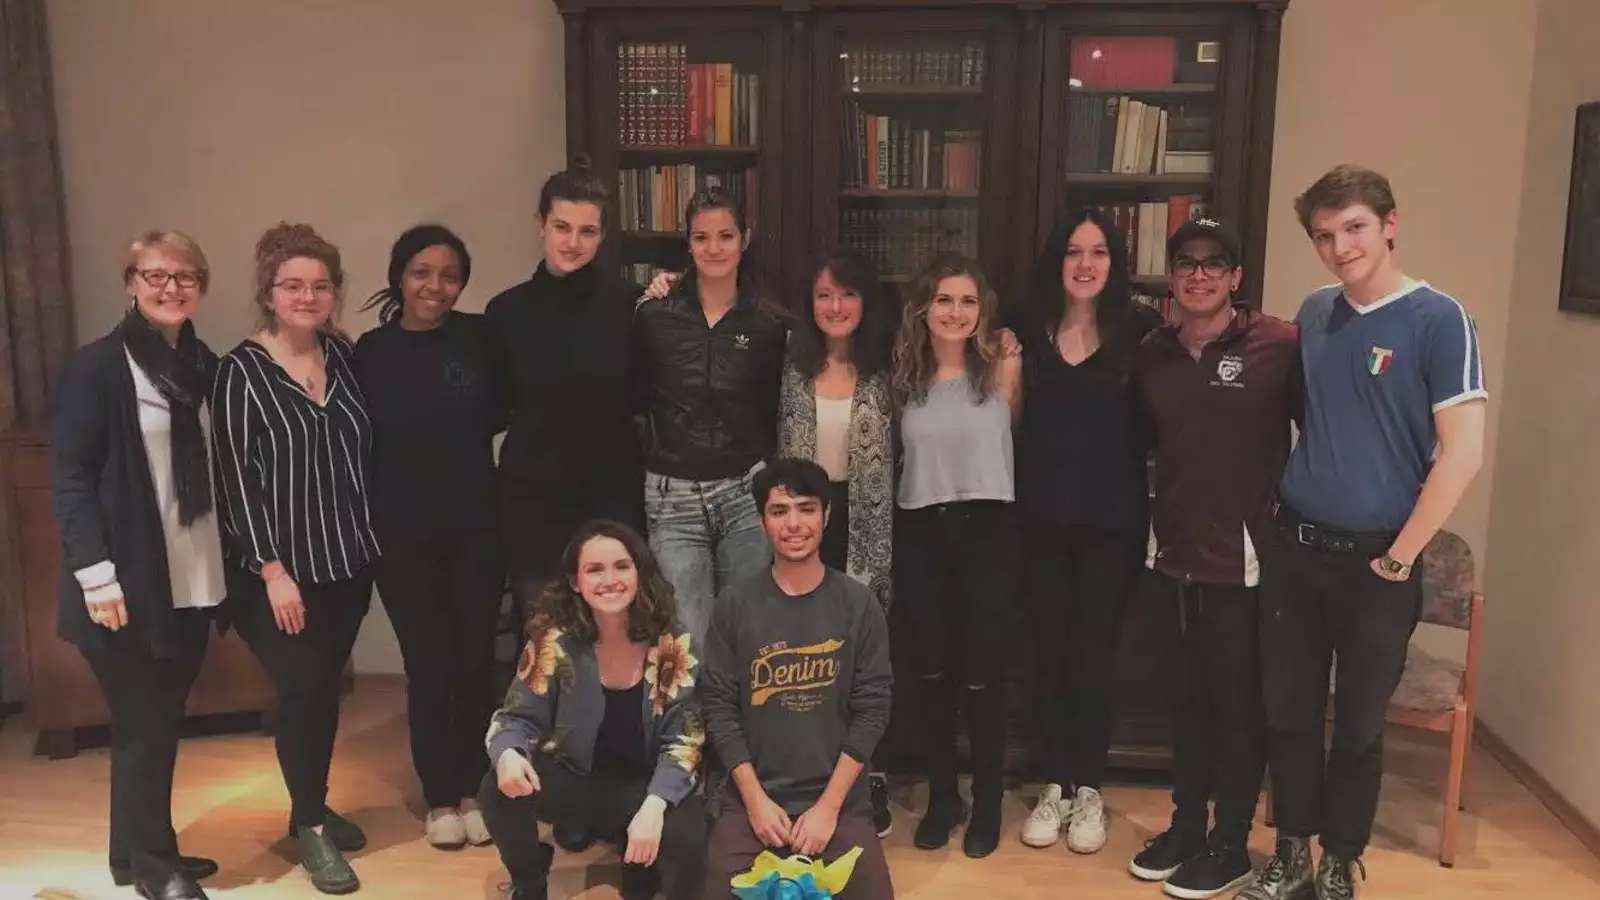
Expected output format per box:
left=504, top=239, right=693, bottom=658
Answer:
left=1296, top=522, right=1317, bottom=546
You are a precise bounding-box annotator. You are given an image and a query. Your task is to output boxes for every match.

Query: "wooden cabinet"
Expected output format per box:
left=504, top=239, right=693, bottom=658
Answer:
left=0, top=430, right=275, bottom=758
left=550, top=0, right=1289, bottom=770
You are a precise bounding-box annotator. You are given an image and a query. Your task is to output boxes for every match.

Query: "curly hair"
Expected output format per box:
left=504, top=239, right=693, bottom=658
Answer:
left=891, top=252, right=1002, bottom=406
left=252, top=222, right=345, bottom=333
left=531, top=519, right=677, bottom=644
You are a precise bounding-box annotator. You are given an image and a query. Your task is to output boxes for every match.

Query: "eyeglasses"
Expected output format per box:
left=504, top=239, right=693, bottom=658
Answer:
left=137, top=269, right=202, bottom=290
left=1171, top=256, right=1235, bottom=278
left=272, top=279, right=337, bottom=299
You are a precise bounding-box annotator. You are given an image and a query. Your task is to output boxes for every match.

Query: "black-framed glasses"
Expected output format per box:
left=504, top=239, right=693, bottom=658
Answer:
left=136, top=268, right=202, bottom=290
left=272, top=279, right=337, bottom=299
left=1171, top=256, right=1235, bottom=278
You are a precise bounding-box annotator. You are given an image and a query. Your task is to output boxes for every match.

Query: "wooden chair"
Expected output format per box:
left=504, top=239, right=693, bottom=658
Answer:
left=1385, top=528, right=1485, bottom=867
left=1263, top=530, right=1486, bottom=868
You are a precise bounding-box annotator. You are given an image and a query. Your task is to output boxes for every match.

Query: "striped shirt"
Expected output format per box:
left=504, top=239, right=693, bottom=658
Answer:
left=211, top=334, right=381, bottom=584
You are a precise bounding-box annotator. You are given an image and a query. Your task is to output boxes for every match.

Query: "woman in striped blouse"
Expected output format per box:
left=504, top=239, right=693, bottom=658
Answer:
left=212, top=223, right=380, bottom=895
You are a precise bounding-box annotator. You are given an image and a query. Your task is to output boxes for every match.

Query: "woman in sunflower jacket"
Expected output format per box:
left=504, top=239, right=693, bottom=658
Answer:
left=478, top=519, right=706, bottom=900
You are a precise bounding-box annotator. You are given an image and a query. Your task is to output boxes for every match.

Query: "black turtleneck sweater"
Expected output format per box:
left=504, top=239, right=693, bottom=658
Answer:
left=483, top=262, right=641, bottom=503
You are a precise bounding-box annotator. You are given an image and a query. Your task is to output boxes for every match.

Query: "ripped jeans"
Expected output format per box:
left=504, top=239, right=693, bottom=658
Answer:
left=895, top=500, right=1017, bottom=807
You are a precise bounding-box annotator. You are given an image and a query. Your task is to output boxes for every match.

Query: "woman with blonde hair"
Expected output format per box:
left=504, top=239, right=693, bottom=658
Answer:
left=52, top=230, right=225, bottom=900
left=212, top=223, right=380, bottom=894
left=892, top=253, right=1021, bottom=859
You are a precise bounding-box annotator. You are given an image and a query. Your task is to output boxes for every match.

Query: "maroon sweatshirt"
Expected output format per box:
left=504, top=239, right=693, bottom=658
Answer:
left=1135, top=306, right=1300, bottom=586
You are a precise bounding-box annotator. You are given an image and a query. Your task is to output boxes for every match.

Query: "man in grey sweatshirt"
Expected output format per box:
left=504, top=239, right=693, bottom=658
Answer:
left=700, top=457, right=895, bottom=900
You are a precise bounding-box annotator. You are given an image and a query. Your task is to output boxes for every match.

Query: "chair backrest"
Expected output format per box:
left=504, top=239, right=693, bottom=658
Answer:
left=1419, top=529, right=1475, bottom=629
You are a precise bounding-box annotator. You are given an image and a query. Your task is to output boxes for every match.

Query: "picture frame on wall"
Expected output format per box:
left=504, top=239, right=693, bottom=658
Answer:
left=1559, top=102, right=1600, bottom=315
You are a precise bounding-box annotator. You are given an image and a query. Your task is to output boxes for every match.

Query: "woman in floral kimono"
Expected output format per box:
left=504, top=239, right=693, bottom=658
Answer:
left=478, top=519, right=706, bottom=900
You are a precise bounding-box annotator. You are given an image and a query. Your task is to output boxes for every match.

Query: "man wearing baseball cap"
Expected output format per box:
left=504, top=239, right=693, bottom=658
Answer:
left=1236, top=165, right=1486, bottom=900
left=1130, top=219, right=1300, bottom=898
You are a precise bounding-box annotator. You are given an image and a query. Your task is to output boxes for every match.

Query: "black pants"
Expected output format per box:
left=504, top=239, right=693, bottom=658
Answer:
left=477, top=759, right=706, bottom=900
left=706, top=794, right=894, bottom=900
left=896, top=501, right=1015, bottom=804
left=820, top=480, right=850, bottom=572
left=79, top=611, right=209, bottom=883
left=232, top=567, right=372, bottom=828
left=1027, top=523, right=1145, bottom=790
left=501, top=478, right=644, bottom=627
left=1260, top=529, right=1420, bottom=858
left=376, top=530, right=502, bottom=809
left=1153, top=574, right=1266, bottom=847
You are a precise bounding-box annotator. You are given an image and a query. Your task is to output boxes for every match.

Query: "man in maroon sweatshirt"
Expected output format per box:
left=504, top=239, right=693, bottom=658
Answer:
left=1128, top=220, right=1300, bottom=899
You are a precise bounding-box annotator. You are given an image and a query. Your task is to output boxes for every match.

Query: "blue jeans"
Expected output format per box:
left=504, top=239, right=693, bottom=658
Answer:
left=644, top=464, right=770, bottom=646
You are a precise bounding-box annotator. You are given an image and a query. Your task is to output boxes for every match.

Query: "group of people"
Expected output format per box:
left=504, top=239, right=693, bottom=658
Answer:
left=50, top=158, right=1485, bottom=900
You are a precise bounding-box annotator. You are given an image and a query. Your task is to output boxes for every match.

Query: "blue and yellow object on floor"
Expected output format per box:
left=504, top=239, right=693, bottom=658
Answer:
left=730, top=848, right=862, bottom=899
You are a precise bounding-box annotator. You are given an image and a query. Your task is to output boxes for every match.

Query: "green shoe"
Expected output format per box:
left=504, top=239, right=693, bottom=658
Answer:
left=296, top=826, right=360, bottom=895
left=287, top=810, right=367, bottom=852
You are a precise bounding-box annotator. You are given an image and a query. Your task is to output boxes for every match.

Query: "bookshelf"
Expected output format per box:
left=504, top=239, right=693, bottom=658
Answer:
left=550, top=0, right=1290, bottom=766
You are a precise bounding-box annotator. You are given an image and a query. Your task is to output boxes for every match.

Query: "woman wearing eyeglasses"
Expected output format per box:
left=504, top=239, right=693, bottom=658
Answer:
left=212, top=223, right=381, bottom=895
left=51, top=231, right=226, bottom=900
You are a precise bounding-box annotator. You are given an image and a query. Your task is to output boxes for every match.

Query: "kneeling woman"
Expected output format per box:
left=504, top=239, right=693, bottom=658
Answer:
left=480, top=520, right=707, bottom=900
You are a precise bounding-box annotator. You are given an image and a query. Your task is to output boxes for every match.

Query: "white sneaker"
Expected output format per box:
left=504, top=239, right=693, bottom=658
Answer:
left=1065, top=786, right=1107, bottom=854
left=1020, top=783, right=1067, bottom=848
left=425, top=809, right=468, bottom=849
left=461, top=807, right=492, bottom=846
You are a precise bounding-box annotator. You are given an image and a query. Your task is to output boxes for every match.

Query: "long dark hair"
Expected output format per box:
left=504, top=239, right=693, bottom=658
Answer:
left=360, top=224, right=472, bottom=325
left=533, top=519, right=676, bottom=644
left=786, top=250, right=894, bottom=379
left=1030, top=207, right=1143, bottom=369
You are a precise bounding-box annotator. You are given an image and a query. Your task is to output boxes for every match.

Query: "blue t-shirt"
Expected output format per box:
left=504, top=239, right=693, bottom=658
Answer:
left=1278, top=279, right=1487, bottom=532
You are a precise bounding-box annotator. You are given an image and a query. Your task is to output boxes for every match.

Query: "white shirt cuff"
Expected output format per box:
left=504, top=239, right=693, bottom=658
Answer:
left=74, top=560, right=118, bottom=593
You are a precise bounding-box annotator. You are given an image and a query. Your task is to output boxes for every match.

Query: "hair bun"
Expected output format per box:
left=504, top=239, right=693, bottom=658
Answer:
left=570, top=154, right=594, bottom=175
left=255, top=222, right=320, bottom=259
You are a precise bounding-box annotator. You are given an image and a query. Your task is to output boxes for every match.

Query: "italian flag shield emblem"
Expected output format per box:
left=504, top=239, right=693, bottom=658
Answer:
left=1368, top=346, right=1394, bottom=375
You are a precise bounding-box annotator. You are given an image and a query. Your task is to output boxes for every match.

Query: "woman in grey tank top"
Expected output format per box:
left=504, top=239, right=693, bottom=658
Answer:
left=891, top=254, right=1021, bottom=860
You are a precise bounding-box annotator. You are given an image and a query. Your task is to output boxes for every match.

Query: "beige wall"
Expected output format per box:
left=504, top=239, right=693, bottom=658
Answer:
left=1481, top=0, right=1600, bottom=828
left=45, top=0, right=567, bottom=674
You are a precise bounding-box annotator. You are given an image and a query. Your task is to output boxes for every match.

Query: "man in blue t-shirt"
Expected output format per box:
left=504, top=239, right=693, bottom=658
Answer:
left=1235, top=166, right=1487, bottom=900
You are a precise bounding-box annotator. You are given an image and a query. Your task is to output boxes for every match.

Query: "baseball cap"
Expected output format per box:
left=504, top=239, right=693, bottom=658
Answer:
left=1166, top=218, right=1242, bottom=267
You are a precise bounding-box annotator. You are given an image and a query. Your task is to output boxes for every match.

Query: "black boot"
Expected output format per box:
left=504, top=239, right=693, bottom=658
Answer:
left=113, top=855, right=218, bottom=887
left=509, top=840, right=555, bottom=900
left=914, top=673, right=964, bottom=850
left=961, top=683, right=1005, bottom=859
left=914, top=788, right=966, bottom=850
left=134, top=871, right=210, bottom=900
left=620, top=860, right=661, bottom=899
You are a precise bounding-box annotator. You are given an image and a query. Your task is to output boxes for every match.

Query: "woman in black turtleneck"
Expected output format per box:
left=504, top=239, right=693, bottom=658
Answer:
left=354, top=225, right=504, bottom=851
left=484, top=161, right=644, bottom=623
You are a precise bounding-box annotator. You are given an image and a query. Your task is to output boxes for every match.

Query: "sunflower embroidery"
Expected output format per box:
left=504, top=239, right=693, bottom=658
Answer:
left=644, top=632, right=698, bottom=716
left=516, top=619, right=568, bottom=696
left=666, top=715, right=706, bottom=774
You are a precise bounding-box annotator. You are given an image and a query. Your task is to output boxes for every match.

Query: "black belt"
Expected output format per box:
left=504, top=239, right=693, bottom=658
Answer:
left=1272, top=503, right=1395, bottom=556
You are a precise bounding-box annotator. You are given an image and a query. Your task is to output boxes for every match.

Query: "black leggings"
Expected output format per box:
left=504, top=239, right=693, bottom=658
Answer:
left=376, top=531, right=502, bottom=809
left=477, top=758, right=706, bottom=900
left=231, top=566, right=372, bottom=828
left=1027, top=523, right=1145, bottom=790
left=896, top=501, right=1016, bottom=804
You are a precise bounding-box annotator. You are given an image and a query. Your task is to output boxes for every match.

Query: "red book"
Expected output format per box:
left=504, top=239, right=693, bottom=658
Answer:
left=685, top=65, right=702, bottom=143
left=866, top=116, right=879, bottom=189
left=1069, top=36, right=1177, bottom=88
left=699, top=66, right=716, bottom=145
left=1167, top=194, right=1193, bottom=236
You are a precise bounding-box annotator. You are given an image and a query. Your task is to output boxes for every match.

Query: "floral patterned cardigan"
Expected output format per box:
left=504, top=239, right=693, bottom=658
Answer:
left=485, top=616, right=706, bottom=806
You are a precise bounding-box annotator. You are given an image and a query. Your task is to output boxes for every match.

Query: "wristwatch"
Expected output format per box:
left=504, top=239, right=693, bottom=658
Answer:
left=1376, top=555, right=1412, bottom=579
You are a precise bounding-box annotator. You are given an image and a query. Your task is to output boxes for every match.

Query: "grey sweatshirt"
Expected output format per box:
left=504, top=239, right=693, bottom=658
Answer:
left=700, top=566, right=893, bottom=815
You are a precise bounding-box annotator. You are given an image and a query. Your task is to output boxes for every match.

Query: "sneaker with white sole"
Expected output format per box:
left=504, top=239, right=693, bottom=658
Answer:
left=1021, top=783, right=1067, bottom=848
left=1065, top=785, right=1108, bottom=854
left=425, top=809, right=468, bottom=849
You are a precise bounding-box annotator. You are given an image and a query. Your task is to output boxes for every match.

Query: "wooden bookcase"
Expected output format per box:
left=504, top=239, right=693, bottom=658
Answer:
left=551, top=0, right=1289, bottom=769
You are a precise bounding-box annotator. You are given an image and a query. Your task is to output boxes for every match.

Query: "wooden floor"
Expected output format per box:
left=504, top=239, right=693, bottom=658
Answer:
left=3, top=677, right=1598, bottom=900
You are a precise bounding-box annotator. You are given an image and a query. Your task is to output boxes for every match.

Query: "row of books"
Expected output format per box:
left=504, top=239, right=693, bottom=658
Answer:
left=842, top=109, right=982, bottom=191
left=839, top=207, right=979, bottom=279
left=618, top=43, right=759, bottom=147
left=841, top=43, right=986, bottom=89
left=1068, top=35, right=1220, bottom=88
left=1066, top=94, right=1213, bottom=175
left=1096, top=195, right=1210, bottom=279
left=618, top=166, right=758, bottom=234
